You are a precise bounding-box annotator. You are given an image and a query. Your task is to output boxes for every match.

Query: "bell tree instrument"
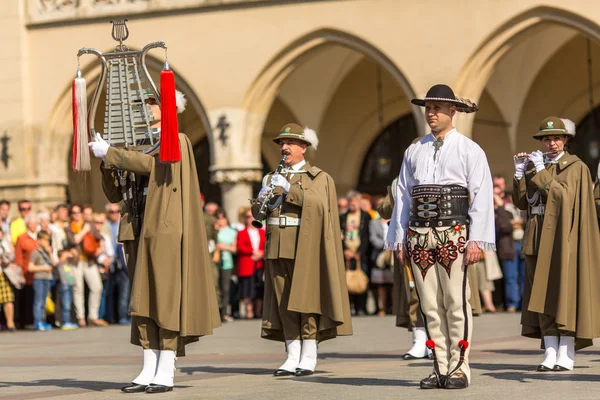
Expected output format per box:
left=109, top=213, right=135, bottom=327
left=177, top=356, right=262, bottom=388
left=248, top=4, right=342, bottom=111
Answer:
left=71, top=19, right=182, bottom=171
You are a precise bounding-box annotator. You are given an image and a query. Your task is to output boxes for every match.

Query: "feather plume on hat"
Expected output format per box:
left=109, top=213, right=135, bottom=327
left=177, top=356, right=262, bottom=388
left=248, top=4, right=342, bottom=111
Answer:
left=303, top=127, right=319, bottom=150
left=175, top=90, right=187, bottom=114
left=560, top=118, right=576, bottom=136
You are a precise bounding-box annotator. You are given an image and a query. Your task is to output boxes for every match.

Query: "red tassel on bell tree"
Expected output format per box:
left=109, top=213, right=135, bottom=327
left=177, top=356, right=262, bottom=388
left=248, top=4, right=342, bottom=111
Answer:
left=159, top=63, right=181, bottom=163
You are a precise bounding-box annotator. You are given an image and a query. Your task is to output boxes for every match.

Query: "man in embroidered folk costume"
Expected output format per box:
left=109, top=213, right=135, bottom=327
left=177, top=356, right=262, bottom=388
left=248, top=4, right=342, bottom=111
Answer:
left=88, top=87, right=220, bottom=393
left=252, top=123, right=352, bottom=377
left=378, top=177, right=482, bottom=362
left=386, top=84, right=495, bottom=389
left=513, top=117, right=600, bottom=372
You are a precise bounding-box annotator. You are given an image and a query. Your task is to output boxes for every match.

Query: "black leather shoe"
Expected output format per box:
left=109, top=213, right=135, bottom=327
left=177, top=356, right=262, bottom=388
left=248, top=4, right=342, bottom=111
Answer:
left=121, top=384, right=147, bottom=393
left=402, top=353, right=427, bottom=360
left=537, top=364, right=553, bottom=372
left=444, top=373, right=468, bottom=389
left=419, top=374, right=441, bottom=389
left=552, top=365, right=571, bottom=372
left=145, top=384, right=173, bottom=394
left=294, top=368, right=314, bottom=377
left=273, top=369, right=294, bottom=377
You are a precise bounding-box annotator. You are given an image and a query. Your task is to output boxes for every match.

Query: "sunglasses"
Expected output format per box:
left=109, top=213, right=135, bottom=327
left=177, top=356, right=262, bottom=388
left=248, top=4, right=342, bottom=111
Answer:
left=20, top=207, right=31, bottom=212
left=107, top=210, right=120, bottom=214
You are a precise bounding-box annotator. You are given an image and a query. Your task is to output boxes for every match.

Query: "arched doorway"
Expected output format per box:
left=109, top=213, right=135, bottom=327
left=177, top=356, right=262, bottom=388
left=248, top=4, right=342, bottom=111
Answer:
left=249, top=29, right=422, bottom=197
left=357, top=114, right=417, bottom=195
left=455, top=6, right=600, bottom=182
left=573, top=107, right=600, bottom=178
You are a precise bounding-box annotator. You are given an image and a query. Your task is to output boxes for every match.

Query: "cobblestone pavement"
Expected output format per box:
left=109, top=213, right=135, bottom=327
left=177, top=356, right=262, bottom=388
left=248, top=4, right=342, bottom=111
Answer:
left=0, top=313, right=598, bottom=399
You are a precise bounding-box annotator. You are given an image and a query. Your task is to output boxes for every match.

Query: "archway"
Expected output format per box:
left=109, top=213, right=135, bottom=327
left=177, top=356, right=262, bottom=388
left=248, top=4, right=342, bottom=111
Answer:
left=247, top=29, right=421, bottom=196
left=455, top=6, right=600, bottom=181
left=357, top=113, right=417, bottom=195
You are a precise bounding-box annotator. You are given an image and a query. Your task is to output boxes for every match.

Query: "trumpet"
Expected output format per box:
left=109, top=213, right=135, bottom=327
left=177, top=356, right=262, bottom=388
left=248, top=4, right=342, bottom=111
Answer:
left=252, top=155, right=287, bottom=229
left=514, top=151, right=561, bottom=162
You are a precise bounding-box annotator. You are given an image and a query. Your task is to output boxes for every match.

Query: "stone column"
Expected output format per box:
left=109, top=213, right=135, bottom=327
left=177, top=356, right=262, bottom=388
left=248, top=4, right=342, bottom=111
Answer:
left=206, top=106, right=266, bottom=221
left=212, top=168, right=263, bottom=226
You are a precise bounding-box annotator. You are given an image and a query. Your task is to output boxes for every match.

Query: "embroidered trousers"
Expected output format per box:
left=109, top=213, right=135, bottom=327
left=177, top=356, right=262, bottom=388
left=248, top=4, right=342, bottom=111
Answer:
left=407, top=225, right=473, bottom=382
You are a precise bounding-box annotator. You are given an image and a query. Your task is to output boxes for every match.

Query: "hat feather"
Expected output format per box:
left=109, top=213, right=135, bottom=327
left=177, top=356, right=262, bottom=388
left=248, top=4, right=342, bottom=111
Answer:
left=560, top=118, right=576, bottom=135
left=175, top=90, right=187, bottom=114
left=303, top=127, right=319, bottom=150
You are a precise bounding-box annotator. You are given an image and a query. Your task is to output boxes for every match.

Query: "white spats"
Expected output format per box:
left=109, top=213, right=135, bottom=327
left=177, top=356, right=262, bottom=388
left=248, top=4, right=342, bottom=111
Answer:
left=279, top=340, right=301, bottom=373
left=540, top=336, right=559, bottom=369
left=297, top=340, right=318, bottom=372
left=406, top=328, right=429, bottom=358
left=150, top=350, right=176, bottom=387
left=555, top=336, right=575, bottom=370
left=132, top=349, right=159, bottom=385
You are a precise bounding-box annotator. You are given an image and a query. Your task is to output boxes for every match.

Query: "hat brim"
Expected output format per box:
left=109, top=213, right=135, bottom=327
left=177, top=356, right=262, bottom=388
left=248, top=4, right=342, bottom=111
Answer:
left=411, top=97, right=477, bottom=112
left=273, top=134, right=312, bottom=146
left=533, top=129, right=574, bottom=139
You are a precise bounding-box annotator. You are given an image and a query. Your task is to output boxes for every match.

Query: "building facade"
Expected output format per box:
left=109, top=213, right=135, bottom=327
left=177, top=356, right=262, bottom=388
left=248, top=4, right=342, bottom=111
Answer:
left=2, top=0, right=600, bottom=221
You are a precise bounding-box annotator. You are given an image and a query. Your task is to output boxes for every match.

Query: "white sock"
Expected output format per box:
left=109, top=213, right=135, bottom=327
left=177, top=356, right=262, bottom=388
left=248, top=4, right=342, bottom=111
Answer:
left=278, top=340, right=301, bottom=372
left=406, top=328, right=428, bottom=358
left=555, top=336, right=575, bottom=370
left=132, top=349, right=159, bottom=385
left=150, top=350, right=176, bottom=387
left=297, top=339, right=318, bottom=372
left=540, top=336, right=559, bottom=369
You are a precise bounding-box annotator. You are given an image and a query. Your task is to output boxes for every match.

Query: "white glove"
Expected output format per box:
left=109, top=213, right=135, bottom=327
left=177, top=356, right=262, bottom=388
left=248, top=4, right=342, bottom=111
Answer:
left=257, top=186, right=271, bottom=201
left=271, top=174, right=291, bottom=193
left=88, top=135, right=109, bottom=161
left=513, top=152, right=527, bottom=180
left=529, top=150, right=545, bottom=173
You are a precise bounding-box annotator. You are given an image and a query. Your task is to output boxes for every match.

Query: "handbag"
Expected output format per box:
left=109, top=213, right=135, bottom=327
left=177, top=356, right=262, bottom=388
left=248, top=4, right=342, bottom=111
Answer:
left=82, top=232, right=100, bottom=258
left=345, top=258, right=369, bottom=294
left=2, top=264, right=25, bottom=289
left=484, top=251, right=503, bottom=281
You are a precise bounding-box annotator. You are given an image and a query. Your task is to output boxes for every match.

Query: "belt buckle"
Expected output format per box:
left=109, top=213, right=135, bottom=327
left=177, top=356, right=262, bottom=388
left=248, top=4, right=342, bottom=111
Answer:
left=279, top=216, right=287, bottom=227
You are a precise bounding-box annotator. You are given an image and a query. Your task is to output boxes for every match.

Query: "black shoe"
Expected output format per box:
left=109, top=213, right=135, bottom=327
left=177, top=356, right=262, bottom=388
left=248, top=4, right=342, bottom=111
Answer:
left=294, top=368, right=314, bottom=377
left=552, top=365, right=571, bottom=372
left=145, top=384, right=173, bottom=394
left=444, top=373, right=468, bottom=389
left=419, top=374, right=441, bottom=389
left=537, top=364, right=553, bottom=372
left=402, top=353, right=428, bottom=360
left=273, top=369, right=295, bottom=377
left=121, top=384, right=147, bottom=393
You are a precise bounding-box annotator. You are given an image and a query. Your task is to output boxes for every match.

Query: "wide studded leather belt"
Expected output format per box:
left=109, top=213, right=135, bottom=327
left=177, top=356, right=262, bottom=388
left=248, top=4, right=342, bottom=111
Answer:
left=409, top=185, right=469, bottom=227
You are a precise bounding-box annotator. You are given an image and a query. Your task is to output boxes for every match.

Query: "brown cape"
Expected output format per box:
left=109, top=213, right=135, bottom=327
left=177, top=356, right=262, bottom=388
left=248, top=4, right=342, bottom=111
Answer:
left=104, top=134, right=221, bottom=352
left=261, top=166, right=353, bottom=342
left=519, top=154, right=600, bottom=349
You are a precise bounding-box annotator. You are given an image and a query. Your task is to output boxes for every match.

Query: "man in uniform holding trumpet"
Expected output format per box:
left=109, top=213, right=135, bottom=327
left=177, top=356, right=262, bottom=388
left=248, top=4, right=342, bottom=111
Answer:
left=513, top=117, right=600, bottom=372
left=252, top=123, right=352, bottom=377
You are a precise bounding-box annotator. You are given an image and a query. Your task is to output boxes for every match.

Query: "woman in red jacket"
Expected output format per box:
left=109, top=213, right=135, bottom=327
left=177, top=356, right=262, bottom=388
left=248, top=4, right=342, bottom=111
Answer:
left=236, top=208, right=265, bottom=319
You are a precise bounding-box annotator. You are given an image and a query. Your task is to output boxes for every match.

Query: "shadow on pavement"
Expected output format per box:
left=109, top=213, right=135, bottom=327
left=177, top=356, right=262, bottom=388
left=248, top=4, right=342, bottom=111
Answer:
left=0, top=379, right=192, bottom=392
left=482, top=349, right=600, bottom=356
left=319, top=352, right=404, bottom=360
left=482, top=371, right=600, bottom=383
left=292, top=376, right=415, bottom=387
left=179, top=366, right=274, bottom=376
left=0, top=379, right=123, bottom=391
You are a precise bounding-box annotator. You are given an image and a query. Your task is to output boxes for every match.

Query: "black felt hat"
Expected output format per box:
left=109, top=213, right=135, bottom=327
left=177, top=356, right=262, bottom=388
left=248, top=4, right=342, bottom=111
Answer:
left=411, top=84, right=478, bottom=113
